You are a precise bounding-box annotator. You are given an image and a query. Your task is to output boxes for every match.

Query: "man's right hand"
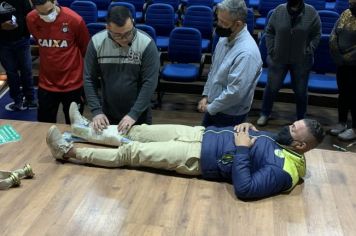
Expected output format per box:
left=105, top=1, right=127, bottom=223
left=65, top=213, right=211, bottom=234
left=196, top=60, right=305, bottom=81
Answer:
left=92, top=114, right=110, bottom=133
left=1, top=20, right=18, bottom=30
left=197, top=96, right=208, bottom=113
left=234, top=123, right=258, bottom=133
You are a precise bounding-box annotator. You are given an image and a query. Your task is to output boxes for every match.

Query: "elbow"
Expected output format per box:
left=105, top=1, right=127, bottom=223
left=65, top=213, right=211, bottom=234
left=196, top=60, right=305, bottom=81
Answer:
left=234, top=184, right=253, bottom=200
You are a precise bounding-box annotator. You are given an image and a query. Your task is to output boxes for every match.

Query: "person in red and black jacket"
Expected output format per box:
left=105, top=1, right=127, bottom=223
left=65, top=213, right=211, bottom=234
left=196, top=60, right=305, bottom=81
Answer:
left=26, top=0, right=90, bottom=124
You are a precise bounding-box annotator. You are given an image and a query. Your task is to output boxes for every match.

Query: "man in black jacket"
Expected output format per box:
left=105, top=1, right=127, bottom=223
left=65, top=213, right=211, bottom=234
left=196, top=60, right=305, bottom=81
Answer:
left=0, top=0, right=36, bottom=110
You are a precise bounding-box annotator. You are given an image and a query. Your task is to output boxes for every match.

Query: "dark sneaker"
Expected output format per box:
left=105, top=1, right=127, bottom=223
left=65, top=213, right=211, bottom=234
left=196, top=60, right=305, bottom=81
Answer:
left=8, top=102, right=25, bottom=111
left=23, top=99, right=38, bottom=109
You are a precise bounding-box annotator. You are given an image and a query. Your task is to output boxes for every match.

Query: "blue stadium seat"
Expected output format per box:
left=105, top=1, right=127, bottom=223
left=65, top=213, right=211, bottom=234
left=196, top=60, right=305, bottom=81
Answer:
left=318, top=10, right=339, bottom=35
left=256, top=0, right=284, bottom=29
left=86, top=22, right=106, bottom=37
left=145, top=3, right=175, bottom=51
left=92, top=0, right=111, bottom=21
left=334, top=0, right=349, bottom=14
left=305, top=0, right=325, bottom=10
left=182, top=6, right=213, bottom=52
left=136, top=24, right=157, bottom=42
left=186, top=0, right=214, bottom=8
left=161, top=27, right=202, bottom=82
left=308, top=34, right=338, bottom=94
left=70, top=0, right=98, bottom=24
left=247, top=8, right=255, bottom=35
left=57, top=0, right=75, bottom=7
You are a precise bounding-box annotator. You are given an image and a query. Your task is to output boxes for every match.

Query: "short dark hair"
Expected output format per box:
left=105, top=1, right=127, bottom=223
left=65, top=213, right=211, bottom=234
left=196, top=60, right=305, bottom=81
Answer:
left=107, top=6, right=132, bottom=27
left=31, top=0, right=54, bottom=6
left=304, top=119, right=325, bottom=144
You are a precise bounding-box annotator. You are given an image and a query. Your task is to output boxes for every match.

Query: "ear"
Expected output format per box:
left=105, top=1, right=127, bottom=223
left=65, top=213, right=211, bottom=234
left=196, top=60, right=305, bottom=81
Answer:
left=292, top=141, right=307, bottom=151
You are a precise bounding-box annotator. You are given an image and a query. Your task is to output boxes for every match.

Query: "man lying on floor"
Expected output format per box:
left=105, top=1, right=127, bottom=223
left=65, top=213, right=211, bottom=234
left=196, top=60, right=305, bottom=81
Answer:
left=46, top=103, right=325, bottom=200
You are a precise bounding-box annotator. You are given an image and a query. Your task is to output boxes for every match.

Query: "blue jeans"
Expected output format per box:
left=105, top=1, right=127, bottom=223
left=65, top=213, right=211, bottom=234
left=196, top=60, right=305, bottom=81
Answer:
left=202, top=112, right=247, bottom=127
left=261, top=56, right=313, bottom=120
left=0, top=38, right=35, bottom=104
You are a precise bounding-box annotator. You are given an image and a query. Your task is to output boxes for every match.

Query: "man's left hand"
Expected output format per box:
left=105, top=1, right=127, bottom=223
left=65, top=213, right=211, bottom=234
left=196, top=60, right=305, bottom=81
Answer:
left=118, top=115, right=136, bottom=134
left=234, top=130, right=256, bottom=148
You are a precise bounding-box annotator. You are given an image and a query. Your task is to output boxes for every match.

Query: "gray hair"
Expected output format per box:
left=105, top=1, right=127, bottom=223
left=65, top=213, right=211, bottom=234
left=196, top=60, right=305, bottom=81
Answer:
left=217, top=0, right=248, bottom=23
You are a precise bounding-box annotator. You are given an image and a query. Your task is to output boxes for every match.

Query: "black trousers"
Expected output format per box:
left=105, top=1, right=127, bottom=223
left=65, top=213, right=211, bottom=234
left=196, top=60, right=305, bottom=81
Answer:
left=336, top=65, right=356, bottom=128
left=38, top=87, right=85, bottom=124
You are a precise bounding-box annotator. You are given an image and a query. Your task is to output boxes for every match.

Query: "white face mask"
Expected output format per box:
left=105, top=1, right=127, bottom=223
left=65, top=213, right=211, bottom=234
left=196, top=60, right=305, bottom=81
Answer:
left=39, top=8, right=58, bottom=23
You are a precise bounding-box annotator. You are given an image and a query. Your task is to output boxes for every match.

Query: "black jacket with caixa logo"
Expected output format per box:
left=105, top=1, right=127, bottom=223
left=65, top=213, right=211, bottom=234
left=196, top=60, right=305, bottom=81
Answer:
left=0, top=0, right=32, bottom=41
left=84, top=29, right=160, bottom=124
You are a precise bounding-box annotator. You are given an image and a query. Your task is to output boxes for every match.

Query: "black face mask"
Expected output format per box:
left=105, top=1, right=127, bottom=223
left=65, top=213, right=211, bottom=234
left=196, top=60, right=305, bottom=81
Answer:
left=215, top=25, right=233, bottom=37
left=275, top=126, right=294, bottom=145
left=350, top=5, right=356, bottom=16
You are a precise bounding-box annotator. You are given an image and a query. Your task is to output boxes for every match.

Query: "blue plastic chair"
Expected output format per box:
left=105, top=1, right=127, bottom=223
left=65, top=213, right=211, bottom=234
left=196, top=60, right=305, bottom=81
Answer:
left=70, top=0, right=98, bottom=24
left=152, top=0, right=180, bottom=22
left=108, top=2, right=136, bottom=21
left=318, top=10, right=340, bottom=35
left=308, top=34, right=338, bottom=94
left=246, top=8, right=255, bottom=35
left=182, top=6, right=213, bottom=52
left=92, top=0, right=111, bottom=20
left=186, top=0, right=214, bottom=8
left=86, top=22, right=106, bottom=37
left=145, top=3, right=175, bottom=51
left=161, top=27, right=202, bottom=82
left=57, top=0, right=75, bottom=7
left=257, top=33, right=291, bottom=88
left=256, top=0, right=284, bottom=29
left=334, top=0, right=349, bottom=14
left=136, top=24, right=157, bottom=42
left=305, top=0, right=325, bottom=10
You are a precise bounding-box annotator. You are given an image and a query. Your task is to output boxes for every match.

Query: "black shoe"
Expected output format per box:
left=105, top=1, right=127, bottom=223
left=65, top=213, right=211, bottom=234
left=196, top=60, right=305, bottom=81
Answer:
left=23, top=99, right=38, bottom=109
left=8, top=102, right=25, bottom=111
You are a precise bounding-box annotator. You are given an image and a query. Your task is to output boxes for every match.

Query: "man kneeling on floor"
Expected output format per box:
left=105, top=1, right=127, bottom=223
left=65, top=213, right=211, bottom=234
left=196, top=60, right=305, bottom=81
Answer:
left=46, top=103, right=325, bottom=200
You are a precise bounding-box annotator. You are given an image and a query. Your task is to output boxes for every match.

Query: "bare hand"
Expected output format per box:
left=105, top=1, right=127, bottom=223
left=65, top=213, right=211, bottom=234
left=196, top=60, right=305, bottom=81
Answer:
left=197, top=97, right=208, bottom=113
left=1, top=20, right=18, bottom=30
left=92, top=114, right=110, bottom=133
left=234, top=122, right=258, bottom=133
left=117, top=115, right=136, bottom=134
left=234, top=130, right=256, bottom=148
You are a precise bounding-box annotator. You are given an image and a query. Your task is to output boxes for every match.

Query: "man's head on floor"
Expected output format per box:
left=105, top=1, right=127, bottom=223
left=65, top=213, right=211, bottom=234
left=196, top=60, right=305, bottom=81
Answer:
left=277, top=119, right=325, bottom=154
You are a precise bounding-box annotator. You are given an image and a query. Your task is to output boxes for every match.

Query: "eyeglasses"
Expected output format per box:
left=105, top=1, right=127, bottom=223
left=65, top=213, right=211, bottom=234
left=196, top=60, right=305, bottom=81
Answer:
left=109, top=27, right=134, bottom=40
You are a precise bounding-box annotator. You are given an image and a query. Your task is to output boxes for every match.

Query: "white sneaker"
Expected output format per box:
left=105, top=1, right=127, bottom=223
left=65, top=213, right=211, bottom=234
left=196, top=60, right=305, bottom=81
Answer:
left=46, top=125, right=73, bottom=160
left=257, top=115, right=269, bottom=126
left=69, top=102, right=90, bottom=126
left=338, top=128, right=356, bottom=141
left=329, top=123, right=347, bottom=136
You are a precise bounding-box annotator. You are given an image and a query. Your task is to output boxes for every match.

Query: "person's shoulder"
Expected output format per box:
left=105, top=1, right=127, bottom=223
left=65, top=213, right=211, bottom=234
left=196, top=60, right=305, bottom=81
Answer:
left=274, top=3, right=287, bottom=13
left=304, top=4, right=319, bottom=15
left=26, top=9, right=39, bottom=21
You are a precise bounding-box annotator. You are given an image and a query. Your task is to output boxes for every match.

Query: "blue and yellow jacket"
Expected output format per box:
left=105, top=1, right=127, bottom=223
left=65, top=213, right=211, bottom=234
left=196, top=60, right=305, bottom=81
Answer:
left=200, top=126, right=305, bottom=200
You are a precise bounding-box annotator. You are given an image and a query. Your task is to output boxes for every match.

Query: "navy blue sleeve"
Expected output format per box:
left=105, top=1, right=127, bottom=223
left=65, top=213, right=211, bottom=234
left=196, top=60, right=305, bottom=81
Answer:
left=231, top=146, right=292, bottom=199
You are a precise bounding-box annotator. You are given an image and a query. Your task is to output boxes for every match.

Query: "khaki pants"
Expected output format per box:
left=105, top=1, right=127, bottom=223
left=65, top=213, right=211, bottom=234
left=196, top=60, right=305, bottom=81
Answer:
left=72, top=124, right=205, bottom=175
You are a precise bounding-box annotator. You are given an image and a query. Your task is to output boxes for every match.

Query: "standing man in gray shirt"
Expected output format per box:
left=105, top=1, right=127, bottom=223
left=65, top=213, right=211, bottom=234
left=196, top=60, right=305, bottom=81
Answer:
left=84, top=6, right=160, bottom=134
left=257, top=0, right=321, bottom=126
left=197, top=0, right=262, bottom=127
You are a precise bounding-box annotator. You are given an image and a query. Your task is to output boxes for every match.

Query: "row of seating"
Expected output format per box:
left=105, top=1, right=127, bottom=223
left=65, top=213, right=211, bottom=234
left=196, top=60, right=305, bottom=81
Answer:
left=61, top=0, right=349, bottom=29
left=77, top=2, right=340, bottom=53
